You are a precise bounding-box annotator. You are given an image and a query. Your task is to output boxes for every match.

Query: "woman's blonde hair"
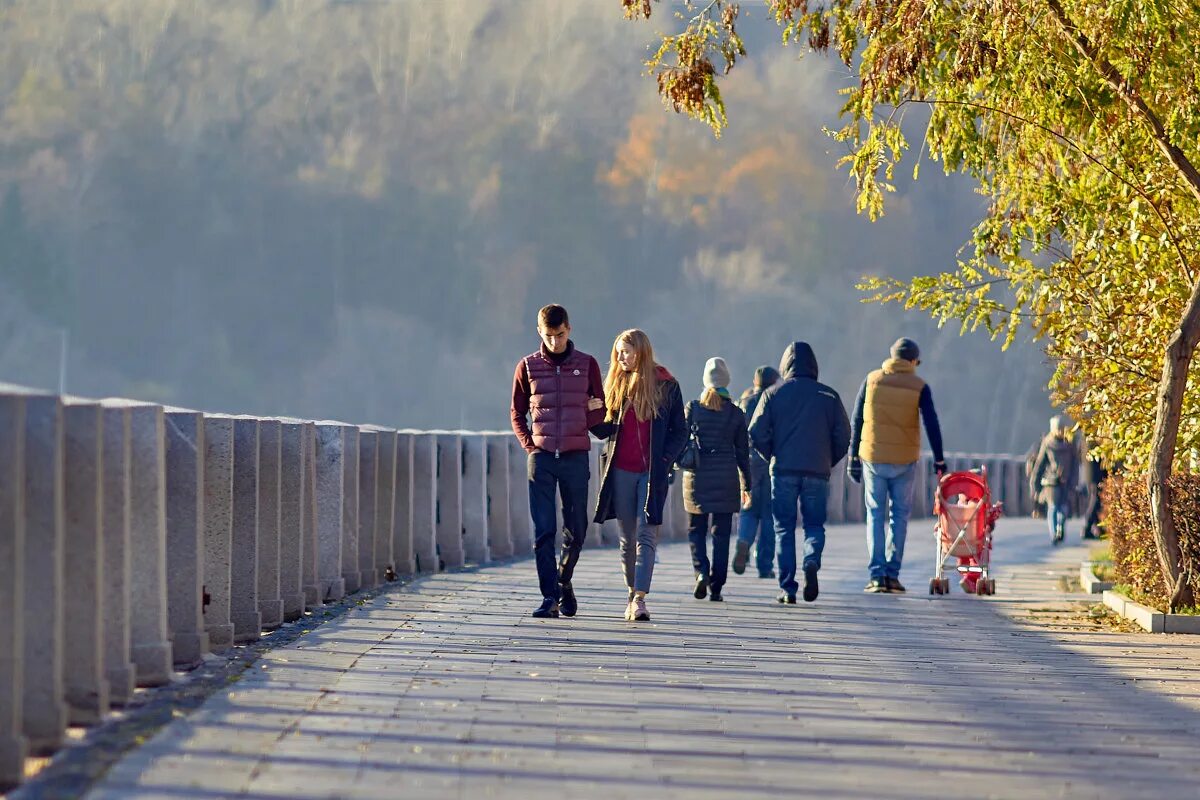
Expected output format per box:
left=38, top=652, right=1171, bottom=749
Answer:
left=699, top=387, right=725, bottom=412
left=605, top=329, right=662, bottom=422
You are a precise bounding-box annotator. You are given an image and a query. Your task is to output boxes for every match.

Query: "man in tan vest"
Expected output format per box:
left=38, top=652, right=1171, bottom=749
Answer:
left=846, top=338, right=945, bottom=593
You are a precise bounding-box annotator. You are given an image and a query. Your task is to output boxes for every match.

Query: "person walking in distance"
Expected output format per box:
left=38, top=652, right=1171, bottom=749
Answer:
left=592, top=329, right=687, bottom=621
left=1030, top=415, right=1080, bottom=545
left=510, top=304, right=606, bottom=619
left=683, top=358, right=753, bottom=603
left=748, top=342, right=850, bottom=604
left=733, top=366, right=780, bottom=579
left=846, top=338, right=946, bottom=594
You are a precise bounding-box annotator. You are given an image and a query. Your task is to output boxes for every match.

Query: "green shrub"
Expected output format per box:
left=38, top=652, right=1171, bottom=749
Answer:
left=1104, top=474, right=1200, bottom=610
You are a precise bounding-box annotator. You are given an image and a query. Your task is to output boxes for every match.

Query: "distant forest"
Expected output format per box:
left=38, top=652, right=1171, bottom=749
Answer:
left=0, top=1, right=1052, bottom=454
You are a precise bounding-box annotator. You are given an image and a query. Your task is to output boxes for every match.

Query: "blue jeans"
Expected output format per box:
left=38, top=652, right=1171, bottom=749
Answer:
left=771, top=472, right=829, bottom=596
left=864, top=461, right=917, bottom=580
left=737, top=481, right=774, bottom=576
left=1047, top=501, right=1069, bottom=538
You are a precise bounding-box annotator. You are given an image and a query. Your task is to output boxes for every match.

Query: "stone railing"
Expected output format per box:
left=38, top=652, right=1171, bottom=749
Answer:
left=0, top=382, right=1031, bottom=790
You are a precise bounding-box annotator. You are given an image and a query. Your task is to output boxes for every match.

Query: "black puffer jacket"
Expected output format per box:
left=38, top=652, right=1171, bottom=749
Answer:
left=748, top=342, right=851, bottom=479
left=682, top=397, right=752, bottom=515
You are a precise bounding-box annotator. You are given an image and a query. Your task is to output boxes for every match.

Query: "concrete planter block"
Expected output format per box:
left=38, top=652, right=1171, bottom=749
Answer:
left=1080, top=561, right=1114, bottom=594
left=231, top=418, right=261, bottom=643
left=436, top=433, right=465, bottom=570
left=201, top=415, right=236, bottom=651
left=125, top=403, right=174, bottom=686
left=372, top=429, right=397, bottom=580
left=21, top=393, right=67, bottom=752
left=1102, top=589, right=1127, bottom=617
left=486, top=435, right=514, bottom=559
left=164, top=409, right=209, bottom=669
left=99, top=405, right=135, bottom=705
left=1123, top=597, right=1165, bottom=633
left=278, top=422, right=306, bottom=621
left=507, top=437, right=533, bottom=556
left=461, top=435, right=490, bottom=564
left=341, top=426, right=361, bottom=594
left=0, top=394, right=28, bottom=788
left=356, top=429, right=379, bottom=589
left=301, top=423, right=322, bottom=609
left=314, top=423, right=346, bottom=602
left=1163, top=615, right=1200, bottom=634
left=256, top=420, right=283, bottom=630
left=410, top=433, right=439, bottom=572
left=392, top=432, right=416, bottom=575
left=62, top=399, right=110, bottom=721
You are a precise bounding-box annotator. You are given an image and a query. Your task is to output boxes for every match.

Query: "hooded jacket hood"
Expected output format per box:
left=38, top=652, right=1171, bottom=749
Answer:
left=780, top=342, right=818, bottom=381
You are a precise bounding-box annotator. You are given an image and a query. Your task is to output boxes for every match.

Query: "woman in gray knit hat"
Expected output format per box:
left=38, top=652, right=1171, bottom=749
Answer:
left=682, top=357, right=753, bottom=601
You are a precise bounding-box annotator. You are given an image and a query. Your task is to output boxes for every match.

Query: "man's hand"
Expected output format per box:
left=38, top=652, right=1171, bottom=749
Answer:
left=934, top=460, right=947, bottom=478
left=741, top=490, right=752, bottom=510
left=847, top=457, right=862, bottom=484
left=587, top=397, right=604, bottom=412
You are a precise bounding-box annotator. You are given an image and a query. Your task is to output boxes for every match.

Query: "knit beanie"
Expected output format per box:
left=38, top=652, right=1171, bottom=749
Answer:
left=754, top=365, right=780, bottom=389
left=890, top=337, right=920, bottom=361
left=703, top=357, right=731, bottom=390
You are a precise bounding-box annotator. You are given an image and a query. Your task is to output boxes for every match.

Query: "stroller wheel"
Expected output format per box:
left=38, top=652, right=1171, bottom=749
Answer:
left=928, top=578, right=941, bottom=595
left=939, top=578, right=951, bottom=595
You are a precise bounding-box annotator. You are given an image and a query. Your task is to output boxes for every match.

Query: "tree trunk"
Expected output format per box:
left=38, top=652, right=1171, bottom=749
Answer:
left=1148, top=275, right=1200, bottom=612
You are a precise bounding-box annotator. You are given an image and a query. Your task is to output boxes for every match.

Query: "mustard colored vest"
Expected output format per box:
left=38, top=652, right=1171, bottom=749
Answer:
left=861, top=358, right=925, bottom=465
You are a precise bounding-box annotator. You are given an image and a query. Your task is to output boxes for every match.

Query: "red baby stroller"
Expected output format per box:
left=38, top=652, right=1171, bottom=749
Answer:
left=929, top=466, right=1002, bottom=595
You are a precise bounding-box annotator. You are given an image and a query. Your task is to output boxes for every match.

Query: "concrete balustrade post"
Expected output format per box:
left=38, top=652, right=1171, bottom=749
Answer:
left=125, top=403, right=174, bottom=687
left=392, top=432, right=416, bottom=575
left=231, top=418, right=261, bottom=643
left=98, top=405, right=134, bottom=705
left=912, top=456, right=930, bottom=519
left=61, top=399, right=109, bottom=722
left=279, top=422, right=306, bottom=621
left=164, top=409, right=209, bottom=669
left=0, top=394, right=27, bottom=789
left=314, top=423, right=346, bottom=602
left=201, top=415, right=235, bottom=651
left=373, top=429, right=397, bottom=579
left=584, top=445, right=601, bottom=549
left=507, top=437, right=533, bottom=556
left=827, top=465, right=846, bottom=524
left=596, top=442, right=619, bottom=547
left=486, top=435, right=513, bottom=559
left=436, top=433, right=464, bottom=570
left=256, top=420, right=283, bottom=630
left=461, top=435, right=489, bottom=564
left=341, top=425, right=361, bottom=594
left=21, top=393, right=67, bottom=749
left=301, top=423, right=322, bottom=609
left=356, top=429, right=379, bottom=589
left=411, top=433, right=439, bottom=572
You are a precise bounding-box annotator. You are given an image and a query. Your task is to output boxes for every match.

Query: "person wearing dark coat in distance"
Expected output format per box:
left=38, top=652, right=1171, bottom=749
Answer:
left=683, top=357, right=753, bottom=602
left=591, top=329, right=688, bottom=622
left=734, top=366, right=780, bottom=578
left=748, top=342, right=851, bottom=604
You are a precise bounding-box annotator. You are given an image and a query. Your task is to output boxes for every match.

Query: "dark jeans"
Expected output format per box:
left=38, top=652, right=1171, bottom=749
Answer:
left=528, top=451, right=589, bottom=602
left=1084, top=480, right=1104, bottom=537
left=737, top=481, right=774, bottom=576
left=772, top=471, right=829, bottom=596
left=688, top=512, right=733, bottom=591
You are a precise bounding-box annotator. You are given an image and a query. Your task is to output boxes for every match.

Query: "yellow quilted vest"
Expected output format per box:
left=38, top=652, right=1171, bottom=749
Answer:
left=861, top=358, right=925, bottom=465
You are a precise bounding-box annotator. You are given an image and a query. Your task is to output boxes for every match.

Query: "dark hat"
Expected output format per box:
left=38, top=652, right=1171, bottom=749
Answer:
left=890, top=337, right=920, bottom=361
left=754, top=365, right=780, bottom=389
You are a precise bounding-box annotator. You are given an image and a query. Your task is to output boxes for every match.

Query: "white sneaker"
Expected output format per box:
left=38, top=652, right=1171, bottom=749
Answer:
left=632, top=596, right=650, bottom=621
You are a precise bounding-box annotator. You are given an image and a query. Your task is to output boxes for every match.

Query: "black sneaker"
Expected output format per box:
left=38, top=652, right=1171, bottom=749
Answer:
left=757, top=570, right=776, bottom=579
left=709, top=588, right=724, bottom=602
left=864, top=578, right=888, bottom=593
left=531, top=598, right=560, bottom=618
left=777, top=592, right=797, bottom=604
left=559, top=582, right=577, bottom=617
left=694, top=574, right=709, bottom=599
left=732, top=541, right=750, bottom=575
left=802, top=566, right=819, bottom=602
left=885, top=576, right=906, bottom=594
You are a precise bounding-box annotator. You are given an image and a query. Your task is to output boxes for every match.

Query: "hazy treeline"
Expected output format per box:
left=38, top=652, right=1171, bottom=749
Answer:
left=0, top=1, right=1052, bottom=453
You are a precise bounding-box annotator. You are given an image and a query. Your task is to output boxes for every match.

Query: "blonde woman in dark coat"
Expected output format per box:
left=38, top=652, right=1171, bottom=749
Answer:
left=683, top=358, right=752, bottom=602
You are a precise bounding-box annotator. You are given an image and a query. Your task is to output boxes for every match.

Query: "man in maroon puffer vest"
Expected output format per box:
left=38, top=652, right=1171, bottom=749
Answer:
left=511, top=304, right=606, bottom=618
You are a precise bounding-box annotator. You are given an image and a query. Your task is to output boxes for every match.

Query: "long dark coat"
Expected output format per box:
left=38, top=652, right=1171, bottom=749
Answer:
left=593, top=368, right=688, bottom=526
left=682, top=397, right=752, bottom=515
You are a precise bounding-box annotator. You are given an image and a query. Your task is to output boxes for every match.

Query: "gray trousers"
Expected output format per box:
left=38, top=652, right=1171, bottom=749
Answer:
left=612, top=468, right=658, bottom=594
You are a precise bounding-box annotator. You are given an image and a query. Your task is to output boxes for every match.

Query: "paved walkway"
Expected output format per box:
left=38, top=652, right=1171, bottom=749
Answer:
left=85, top=517, right=1200, bottom=799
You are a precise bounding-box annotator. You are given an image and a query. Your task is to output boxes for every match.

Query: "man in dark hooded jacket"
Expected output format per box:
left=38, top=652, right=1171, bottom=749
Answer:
left=733, top=366, right=780, bottom=578
left=748, top=343, right=851, bottom=603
